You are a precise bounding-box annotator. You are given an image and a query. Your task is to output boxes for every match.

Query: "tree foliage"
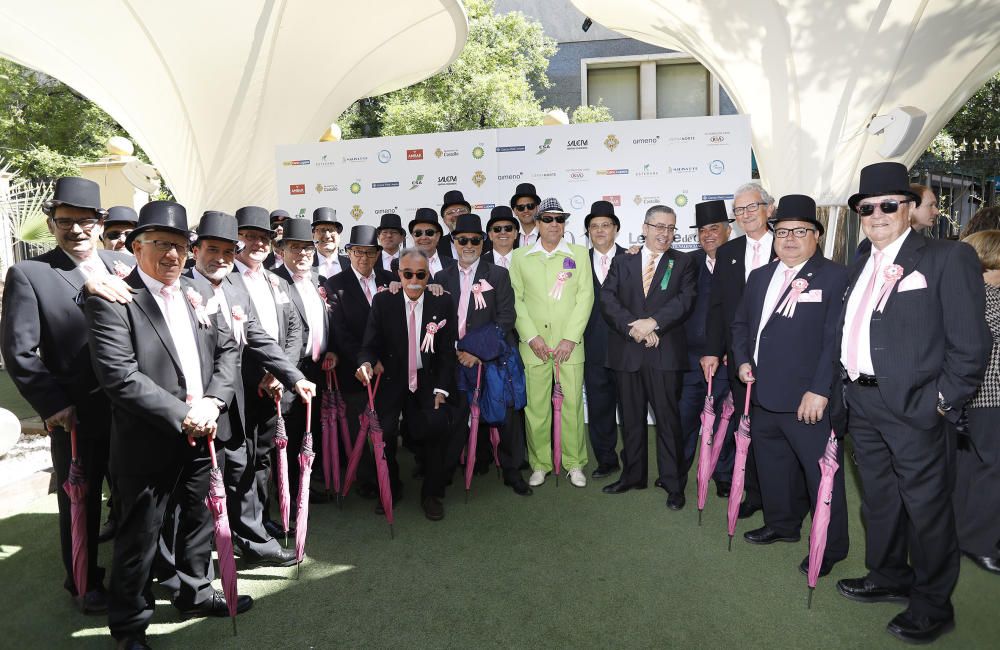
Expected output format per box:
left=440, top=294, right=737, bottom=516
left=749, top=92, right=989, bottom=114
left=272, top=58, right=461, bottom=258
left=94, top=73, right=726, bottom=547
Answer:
left=919, top=72, right=1000, bottom=178
left=570, top=101, right=614, bottom=124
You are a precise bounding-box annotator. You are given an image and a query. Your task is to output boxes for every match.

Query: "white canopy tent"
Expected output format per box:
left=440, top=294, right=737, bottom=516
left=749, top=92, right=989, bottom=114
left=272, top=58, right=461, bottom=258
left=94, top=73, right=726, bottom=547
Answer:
left=0, top=0, right=468, bottom=217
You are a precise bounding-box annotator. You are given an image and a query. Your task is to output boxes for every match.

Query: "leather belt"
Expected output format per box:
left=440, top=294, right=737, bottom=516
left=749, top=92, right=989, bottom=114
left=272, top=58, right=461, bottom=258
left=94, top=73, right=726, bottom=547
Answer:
left=849, top=373, right=878, bottom=387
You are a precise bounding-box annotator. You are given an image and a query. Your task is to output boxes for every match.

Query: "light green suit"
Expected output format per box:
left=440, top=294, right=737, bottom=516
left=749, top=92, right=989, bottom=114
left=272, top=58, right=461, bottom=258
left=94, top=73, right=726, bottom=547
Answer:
left=509, top=240, right=594, bottom=473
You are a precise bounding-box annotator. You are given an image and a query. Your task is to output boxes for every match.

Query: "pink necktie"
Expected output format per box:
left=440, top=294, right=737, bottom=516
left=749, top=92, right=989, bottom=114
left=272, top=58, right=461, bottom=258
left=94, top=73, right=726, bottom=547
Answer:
left=458, top=267, right=473, bottom=339
left=707, top=257, right=716, bottom=272
left=361, top=275, right=373, bottom=305
left=498, top=255, right=508, bottom=269
left=600, top=254, right=610, bottom=284
left=846, top=251, right=884, bottom=380
left=160, top=285, right=176, bottom=321
left=778, top=268, right=796, bottom=300
left=408, top=301, right=418, bottom=393
left=751, top=242, right=762, bottom=270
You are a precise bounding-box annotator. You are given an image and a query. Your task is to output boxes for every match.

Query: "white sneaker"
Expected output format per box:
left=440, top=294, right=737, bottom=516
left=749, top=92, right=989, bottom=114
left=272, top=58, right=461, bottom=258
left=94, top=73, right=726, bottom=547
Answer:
left=568, top=468, right=586, bottom=488
left=529, top=470, right=547, bottom=487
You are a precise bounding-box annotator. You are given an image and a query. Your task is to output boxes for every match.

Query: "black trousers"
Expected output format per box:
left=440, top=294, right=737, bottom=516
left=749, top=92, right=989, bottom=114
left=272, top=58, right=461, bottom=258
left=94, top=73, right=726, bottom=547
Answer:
left=584, top=362, right=621, bottom=468
left=846, top=382, right=958, bottom=621
left=616, top=367, right=685, bottom=493
left=223, top=429, right=281, bottom=555
left=377, top=386, right=452, bottom=501
left=953, top=406, right=1000, bottom=557
left=49, top=393, right=110, bottom=595
left=751, top=405, right=849, bottom=562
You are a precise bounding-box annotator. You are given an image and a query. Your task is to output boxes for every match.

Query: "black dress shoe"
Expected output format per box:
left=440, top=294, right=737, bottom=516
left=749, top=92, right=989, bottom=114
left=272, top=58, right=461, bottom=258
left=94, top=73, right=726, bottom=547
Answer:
left=591, top=463, right=620, bottom=479
left=836, top=577, right=910, bottom=604
left=177, top=590, right=254, bottom=618
left=242, top=546, right=299, bottom=568
left=737, top=502, right=762, bottom=519
left=98, top=518, right=117, bottom=544
left=263, top=519, right=294, bottom=538
left=421, top=496, right=444, bottom=521
left=715, top=481, right=731, bottom=498
left=666, top=492, right=686, bottom=510
left=116, top=635, right=151, bottom=650
left=79, top=587, right=109, bottom=615
left=653, top=478, right=667, bottom=493
left=886, top=610, right=955, bottom=644
left=602, top=479, right=647, bottom=494
left=743, top=525, right=800, bottom=545
left=798, top=554, right=836, bottom=577
left=503, top=475, right=533, bottom=496
left=962, top=550, right=1000, bottom=574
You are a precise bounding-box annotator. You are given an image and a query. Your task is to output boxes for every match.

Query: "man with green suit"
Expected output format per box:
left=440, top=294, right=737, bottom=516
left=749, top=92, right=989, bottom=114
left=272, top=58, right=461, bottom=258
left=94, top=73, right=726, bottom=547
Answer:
left=510, top=198, right=595, bottom=488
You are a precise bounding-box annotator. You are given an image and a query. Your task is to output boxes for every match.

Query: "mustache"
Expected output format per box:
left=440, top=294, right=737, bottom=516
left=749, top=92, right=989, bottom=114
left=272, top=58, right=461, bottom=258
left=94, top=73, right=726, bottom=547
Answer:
left=405, top=284, right=423, bottom=291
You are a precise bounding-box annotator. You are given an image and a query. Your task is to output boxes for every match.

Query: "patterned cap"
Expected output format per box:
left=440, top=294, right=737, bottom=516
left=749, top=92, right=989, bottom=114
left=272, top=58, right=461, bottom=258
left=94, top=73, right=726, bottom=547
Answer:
left=536, top=197, right=569, bottom=216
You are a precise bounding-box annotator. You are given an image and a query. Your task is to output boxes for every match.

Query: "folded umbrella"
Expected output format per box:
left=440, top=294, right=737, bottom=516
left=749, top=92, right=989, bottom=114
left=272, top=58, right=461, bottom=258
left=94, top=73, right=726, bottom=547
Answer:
left=321, top=370, right=342, bottom=501
left=332, top=372, right=354, bottom=458
left=464, top=364, right=484, bottom=501
left=341, top=375, right=380, bottom=497
left=205, top=434, right=239, bottom=635
left=807, top=431, right=840, bottom=609
left=551, top=354, right=564, bottom=486
left=696, top=377, right=717, bottom=525
left=489, top=426, right=501, bottom=478
left=62, top=422, right=88, bottom=603
left=273, top=396, right=291, bottom=546
left=364, top=379, right=394, bottom=538
left=708, top=392, right=736, bottom=478
left=295, top=398, right=316, bottom=578
left=727, top=381, right=754, bottom=551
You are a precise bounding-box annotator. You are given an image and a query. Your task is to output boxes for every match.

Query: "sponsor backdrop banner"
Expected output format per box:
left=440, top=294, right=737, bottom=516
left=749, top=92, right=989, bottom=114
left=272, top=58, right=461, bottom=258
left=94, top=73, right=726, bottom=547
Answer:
left=275, top=115, right=750, bottom=251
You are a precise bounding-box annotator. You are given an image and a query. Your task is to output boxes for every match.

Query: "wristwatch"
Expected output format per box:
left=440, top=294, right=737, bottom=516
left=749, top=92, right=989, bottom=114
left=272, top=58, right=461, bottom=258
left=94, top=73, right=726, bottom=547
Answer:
left=937, top=393, right=952, bottom=416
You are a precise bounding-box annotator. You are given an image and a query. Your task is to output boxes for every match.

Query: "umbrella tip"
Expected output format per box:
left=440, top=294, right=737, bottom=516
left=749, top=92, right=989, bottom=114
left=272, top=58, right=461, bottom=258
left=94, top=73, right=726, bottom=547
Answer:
left=698, top=510, right=703, bottom=526
left=807, top=588, right=814, bottom=609
left=390, top=525, right=395, bottom=540
left=728, top=536, right=733, bottom=552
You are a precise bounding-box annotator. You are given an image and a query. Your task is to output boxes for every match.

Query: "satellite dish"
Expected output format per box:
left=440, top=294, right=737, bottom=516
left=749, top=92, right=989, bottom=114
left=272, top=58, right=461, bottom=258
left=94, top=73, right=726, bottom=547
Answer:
left=867, top=106, right=927, bottom=158
left=122, top=159, right=161, bottom=195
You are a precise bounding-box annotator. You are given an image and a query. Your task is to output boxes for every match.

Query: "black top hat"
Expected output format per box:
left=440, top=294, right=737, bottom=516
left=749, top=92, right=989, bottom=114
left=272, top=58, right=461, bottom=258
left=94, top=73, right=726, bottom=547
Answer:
left=125, top=201, right=189, bottom=251
left=848, top=162, right=921, bottom=211
left=510, top=182, right=541, bottom=208
left=692, top=200, right=734, bottom=229
left=441, top=190, right=471, bottom=215
left=769, top=194, right=824, bottom=235
left=487, top=206, right=520, bottom=231
left=584, top=200, right=620, bottom=231
left=269, top=209, right=290, bottom=225
left=281, top=218, right=314, bottom=243
left=105, top=206, right=138, bottom=227
left=452, top=214, right=485, bottom=236
left=408, top=207, right=441, bottom=233
left=195, top=211, right=239, bottom=243
left=312, top=207, right=343, bottom=232
left=345, top=225, right=382, bottom=250
left=42, top=177, right=107, bottom=217
left=236, top=206, right=276, bottom=236
left=376, top=213, right=406, bottom=234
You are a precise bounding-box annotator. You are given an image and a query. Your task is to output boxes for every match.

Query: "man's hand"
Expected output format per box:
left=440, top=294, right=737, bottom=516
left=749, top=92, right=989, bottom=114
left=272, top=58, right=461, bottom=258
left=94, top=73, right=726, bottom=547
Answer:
left=738, top=363, right=755, bottom=384
left=552, top=339, right=576, bottom=363
left=373, top=360, right=385, bottom=376
left=387, top=281, right=401, bottom=294
left=643, top=332, right=660, bottom=348
left=700, top=356, right=720, bottom=383
left=84, top=276, right=132, bottom=304
left=433, top=392, right=447, bottom=410
left=182, top=398, right=220, bottom=438
left=626, top=244, right=641, bottom=255
left=258, top=372, right=282, bottom=400
left=44, top=405, right=76, bottom=432
left=628, top=317, right=657, bottom=342
left=356, top=362, right=373, bottom=385
left=797, top=392, right=828, bottom=425
left=294, top=379, right=317, bottom=403
left=456, top=350, right=480, bottom=368
left=426, top=283, right=445, bottom=297
left=528, top=336, right=550, bottom=362
left=321, top=351, right=337, bottom=371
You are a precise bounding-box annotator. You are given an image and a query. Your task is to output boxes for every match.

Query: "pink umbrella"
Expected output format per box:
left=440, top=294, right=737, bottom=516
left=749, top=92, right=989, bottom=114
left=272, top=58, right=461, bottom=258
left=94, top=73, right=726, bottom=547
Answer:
left=341, top=375, right=380, bottom=497
left=489, top=426, right=501, bottom=478
left=696, top=377, right=717, bottom=525
left=551, top=354, right=564, bottom=486
left=205, top=435, right=239, bottom=635
left=273, top=395, right=291, bottom=546
left=320, top=370, right=342, bottom=501
left=709, top=392, right=736, bottom=474
left=331, top=372, right=354, bottom=458
left=726, top=382, right=754, bottom=551
left=294, top=398, right=316, bottom=578
left=464, top=364, right=484, bottom=501
left=364, top=379, right=394, bottom=538
left=807, top=432, right=840, bottom=609
left=61, top=423, right=88, bottom=603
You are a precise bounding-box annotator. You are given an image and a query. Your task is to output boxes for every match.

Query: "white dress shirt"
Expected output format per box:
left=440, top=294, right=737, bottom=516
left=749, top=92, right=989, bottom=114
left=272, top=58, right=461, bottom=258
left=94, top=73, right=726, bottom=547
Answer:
left=744, top=232, right=774, bottom=281
left=353, top=266, right=378, bottom=304
left=73, top=252, right=108, bottom=279
left=753, top=260, right=806, bottom=363
left=526, top=238, right=572, bottom=258
left=380, top=250, right=399, bottom=270
left=593, top=246, right=617, bottom=285
left=520, top=229, right=538, bottom=248
left=426, top=253, right=444, bottom=276
left=287, top=266, right=327, bottom=359
left=315, top=251, right=343, bottom=279
left=192, top=269, right=232, bottom=328
left=235, top=260, right=280, bottom=341
left=137, top=267, right=203, bottom=399
left=491, top=249, right=513, bottom=269
left=840, top=229, right=911, bottom=375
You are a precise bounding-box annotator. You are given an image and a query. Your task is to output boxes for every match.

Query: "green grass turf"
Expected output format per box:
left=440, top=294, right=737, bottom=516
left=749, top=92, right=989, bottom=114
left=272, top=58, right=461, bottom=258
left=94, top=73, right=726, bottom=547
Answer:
left=0, top=369, right=36, bottom=420
left=1, top=433, right=998, bottom=648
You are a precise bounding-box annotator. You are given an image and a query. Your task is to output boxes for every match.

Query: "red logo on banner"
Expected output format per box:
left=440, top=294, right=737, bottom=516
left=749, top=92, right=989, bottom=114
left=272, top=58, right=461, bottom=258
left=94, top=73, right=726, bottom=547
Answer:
left=602, top=195, right=621, bottom=207
left=290, top=184, right=305, bottom=195
left=407, top=149, right=424, bottom=160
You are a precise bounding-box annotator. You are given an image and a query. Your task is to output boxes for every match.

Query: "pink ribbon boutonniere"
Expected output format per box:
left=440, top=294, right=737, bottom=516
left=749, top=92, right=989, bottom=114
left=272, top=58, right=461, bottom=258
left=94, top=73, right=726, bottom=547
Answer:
left=230, top=305, right=247, bottom=345
left=875, top=264, right=904, bottom=312
left=776, top=278, right=809, bottom=318
left=549, top=271, right=572, bottom=300
left=185, top=287, right=213, bottom=327
left=421, top=319, right=447, bottom=353
left=471, top=279, right=494, bottom=309
left=112, top=260, right=133, bottom=278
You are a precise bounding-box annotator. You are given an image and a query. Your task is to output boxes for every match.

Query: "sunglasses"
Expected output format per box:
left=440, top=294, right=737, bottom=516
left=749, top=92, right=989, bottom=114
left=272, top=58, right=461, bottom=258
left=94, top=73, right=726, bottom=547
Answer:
left=537, top=215, right=568, bottom=224
left=456, top=236, right=483, bottom=246
left=401, top=270, right=429, bottom=280
left=103, top=230, right=130, bottom=241
left=514, top=203, right=537, bottom=212
left=856, top=199, right=912, bottom=217
left=491, top=225, right=515, bottom=233
left=412, top=228, right=439, bottom=238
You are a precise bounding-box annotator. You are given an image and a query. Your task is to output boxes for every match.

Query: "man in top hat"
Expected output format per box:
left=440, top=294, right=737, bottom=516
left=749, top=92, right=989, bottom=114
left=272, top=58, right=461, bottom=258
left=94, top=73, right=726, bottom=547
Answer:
left=376, top=213, right=407, bottom=271
left=394, top=208, right=456, bottom=277
left=833, top=162, right=989, bottom=643
left=600, top=205, right=697, bottom=508
left=679, top=201, right=735, bottom=494
left=730, top=195, right=849, bottom=574
left=510, top=197, right=594, bottom=487
left=356, top=248, right=458, bottom=520
left=439, top=190, right=470, bottom=259
left=232, top=206, right=304, bottom=538
left=1, top=177, right=132, bottom=613
left=84, top=201, right=246, bottom=645
left=325, top=224, right=395, bottom=504
left=101, top=206, right=138, bottom=254
left=583, top=200, right=626, bottom=479
left=264, top=209, right=290, bottom=269
left=485, top=206, right=519, bottom=269
left=701, top=184, right=777, bottom=518
left=511, top=182, right=541, bottom=249
left=435, top=214, right=530, bottom=495
left=311, top=207, right=349, bottom=281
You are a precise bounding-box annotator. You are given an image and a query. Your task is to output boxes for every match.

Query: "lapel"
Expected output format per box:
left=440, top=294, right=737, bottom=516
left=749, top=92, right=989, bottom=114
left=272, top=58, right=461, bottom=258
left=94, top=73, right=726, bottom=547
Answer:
left=178, top=276, right=211, bottom=370
left=276, top=266, right=308, bottom=325
left=879, top=230, right=926, bottom=315
left=50, top=247, right=86, bottom=292
left=646, top=249, right=678, bottom=305
left=127, top=270, right=184, bottom=376
left=420, top=292, right=442, bottom=365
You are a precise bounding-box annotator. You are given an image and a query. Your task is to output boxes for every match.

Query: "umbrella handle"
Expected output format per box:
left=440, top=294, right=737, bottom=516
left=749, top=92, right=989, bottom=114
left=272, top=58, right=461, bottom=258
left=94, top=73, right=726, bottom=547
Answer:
left=207, top=432, right=218, bottom=469
left=332, top=370, right=341, bottom=393
left=305, top=397, right=313, bottom=427
left=707, top=375, right=712, bottom=396
left=743, top=377, right=753, bottom=415
left=365, top=374, right=381, bottom=411
left=69, top=423, right=78, bottom=462
left=475, top=362, right=482, bottom=388
left=325, top=369, right=333, bottom=391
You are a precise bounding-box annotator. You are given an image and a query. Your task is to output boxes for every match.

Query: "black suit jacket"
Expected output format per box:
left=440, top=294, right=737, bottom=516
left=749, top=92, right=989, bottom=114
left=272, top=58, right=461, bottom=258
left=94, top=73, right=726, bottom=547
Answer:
left=705, top=235, right=776, bottom=358
left=600, top=247, right=698, bottom=372
left=731, top=251, right=847, bottom=413
left=834, top=230, right=990, bottom=429
left=2, top=247, right=133, bottom=422
left=433, top=260, right=515, bottom=343
left=584, top=245, right=626, bottom=367
left=325, top=266, right=394, bottom=393
left=85, top=271, right=238, bottom=474
left=272, top=265, right=331, bottom=362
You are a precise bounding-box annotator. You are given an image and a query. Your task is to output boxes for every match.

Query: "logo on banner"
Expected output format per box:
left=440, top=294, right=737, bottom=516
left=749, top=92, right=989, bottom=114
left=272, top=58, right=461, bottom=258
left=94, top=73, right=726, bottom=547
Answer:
left=669, top=135, right=696, bottom=143
left=533, top=171, right=557, bottom=179
left=537, top=138, right=552, bottom=154
left=596, top=168, right=629, bottom=176
left=350, top=181, right=362, bottom=194
left=375, top=206, right=399, bottom=215
left=472, top=145, right=485, bottom=160
left=667, top=165, right=698, bottom=174
left=570, top=195, right=585, bottom=210
left=473, top=203, right=496, bottom=210
left=602, top=195, right=621, bottom=206
left=289, top=184, right=305, bottom=195
left=378, top=149, right=392, bottom=163
left=632, top=136, right=660, bottom=145
left=437, top=175, right=458, bottom=186
left=497, top=172, right=523, bottom=181
left=675, top=193, right=689, bottom=207
left=633, top=194, right=662, bottom=206
left=410, top=175, right=424, bottom=190
left=407, top=149, right=424, bottom=160
left=706, top=131, right=729, bottom=145
left=709, top=160, right=725, bottom=175
left=702, top=194, right=734, bottom=201
left=342, top=154, right=368, bottom=164
left=350, top=205, right=364, bottom=221
left=566, top=168, right=588, bottom=182
left=372, top=181, right=400, bottom=189
left=314, top=183, right=338, bottom=193
left=566, top=139, right=588, bottom=151
left=435, top=148, right=459, bottom=159
left=635, top=163, right=659, bottom=177
left=604, top=134, right=620, bottom=152
left=317, top=154, right=336, bottom=167
left=496, top=145, right=526, bottom=153
left=296, top=209, right=306, bottom=218
left=282, top=159, right=310, bottom=166
left=471, top=170, right=486, bottom=188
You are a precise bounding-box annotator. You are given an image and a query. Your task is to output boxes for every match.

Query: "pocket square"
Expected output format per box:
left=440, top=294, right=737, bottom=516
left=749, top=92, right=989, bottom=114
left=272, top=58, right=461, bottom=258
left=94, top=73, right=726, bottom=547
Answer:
left=898, top=270, right=928, bottom=292
left=797, top=289, right=823, bottom=303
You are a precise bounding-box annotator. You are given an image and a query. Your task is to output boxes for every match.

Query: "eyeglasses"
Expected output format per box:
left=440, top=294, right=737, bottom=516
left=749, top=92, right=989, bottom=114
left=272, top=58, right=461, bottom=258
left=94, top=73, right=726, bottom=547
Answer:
left=412, top=228, right=439, bottom=238
left=51, top=217, right=100, bottom=231
left=514, top=203, right=537, bottom=212
left=733, top=202, right=768, bottom=216
left=400, top=270, right=428, bottom=280
left=588, top=222, right=616, bottom=231
left=644, top=222, right=677, bottom=233
left=286, top=245, right=316, bottom=255
left=443, top=208, right=468, bottom=217
left=491, top=225, right=515, bottom=233
left=240, top=232, right=271, bottom=244
left=103, top=229, right=131, bottom=241
left=349, top=248, right=379, bottom=258
left=137, top=239, right=187, bottom=254
left=313, top=228, right=339, bottom=238
left=856, top=199, right=912, bottom=217
left=456, top=236, right=483, bottom=246
left=774, top=227, right=817, bottom=239
left=537, top=215, right=568, bottom=224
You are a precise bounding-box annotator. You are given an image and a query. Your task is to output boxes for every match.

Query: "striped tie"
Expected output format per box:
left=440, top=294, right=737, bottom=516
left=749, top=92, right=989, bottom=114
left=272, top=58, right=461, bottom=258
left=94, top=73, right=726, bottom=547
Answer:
left=642, top=254, right=658, bottom=296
